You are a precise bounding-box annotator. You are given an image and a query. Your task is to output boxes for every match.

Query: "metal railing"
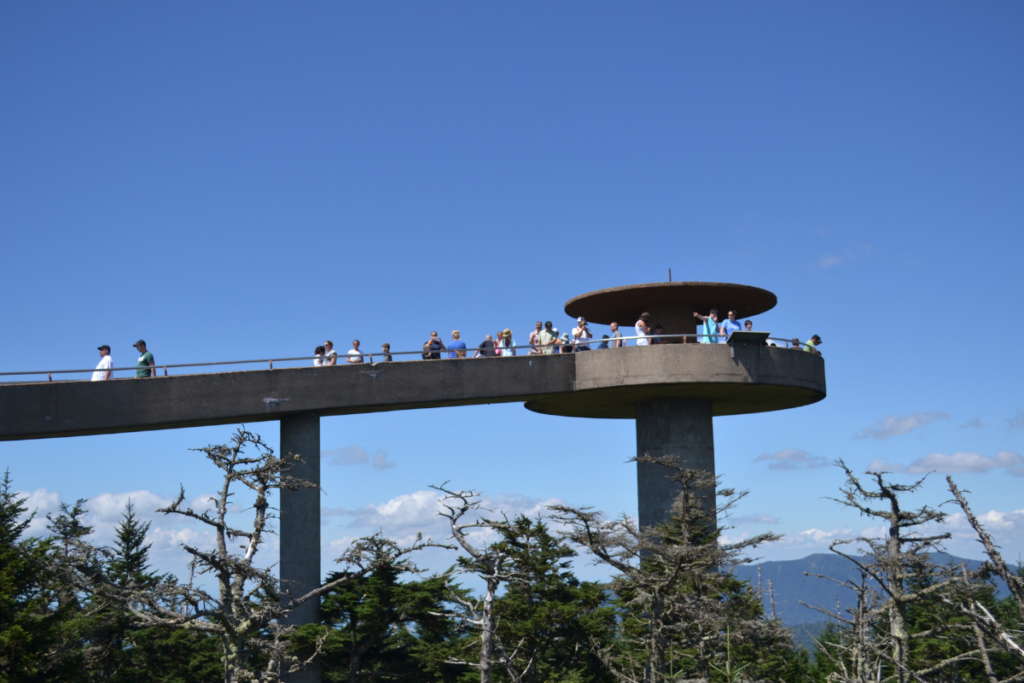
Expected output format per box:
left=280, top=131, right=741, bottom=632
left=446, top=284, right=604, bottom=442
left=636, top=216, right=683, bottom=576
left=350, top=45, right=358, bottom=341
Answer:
left=0, top=333, right=813, bottom=384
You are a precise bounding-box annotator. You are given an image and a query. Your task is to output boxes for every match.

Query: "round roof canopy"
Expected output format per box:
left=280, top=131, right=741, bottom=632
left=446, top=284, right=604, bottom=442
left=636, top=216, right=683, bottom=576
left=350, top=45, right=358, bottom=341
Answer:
left=564, top=282, right=777, bottom=325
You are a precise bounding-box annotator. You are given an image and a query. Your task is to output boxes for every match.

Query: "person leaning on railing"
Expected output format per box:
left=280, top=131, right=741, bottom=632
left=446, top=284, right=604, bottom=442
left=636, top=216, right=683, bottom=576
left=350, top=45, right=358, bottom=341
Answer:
left=474, top=335, right=497, bottom=358
left=803, top=335, right=823, bottom=356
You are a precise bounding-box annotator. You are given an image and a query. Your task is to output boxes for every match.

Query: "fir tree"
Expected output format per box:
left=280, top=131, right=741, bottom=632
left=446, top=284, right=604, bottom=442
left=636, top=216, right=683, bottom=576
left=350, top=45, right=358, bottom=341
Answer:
left=0, top=470, right=64, bottom=683
left=490, top=515, right=615, bottom=683
left=292, top=535, right=454, bottom=683
left=551, top=456, right=792, bottom=683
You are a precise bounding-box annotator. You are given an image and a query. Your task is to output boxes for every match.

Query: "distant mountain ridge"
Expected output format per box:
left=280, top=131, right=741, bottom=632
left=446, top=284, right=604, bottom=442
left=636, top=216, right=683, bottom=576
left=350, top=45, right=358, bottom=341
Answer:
left=732, top=553, right=1014, bottom=628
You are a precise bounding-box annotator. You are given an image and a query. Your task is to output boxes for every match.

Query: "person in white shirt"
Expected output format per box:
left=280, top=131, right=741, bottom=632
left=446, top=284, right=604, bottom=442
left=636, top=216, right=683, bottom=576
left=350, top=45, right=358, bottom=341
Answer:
left=92, top=345, right=113, bottom=381
left=324, top=340, right=338, bottom=366
left=347, top=340, right=365, bottom=364
left=634, top=312, right=652, bottom=346
left=572, top=317, right=593, bottom=351
left=313, top=345, right=325, bottom=367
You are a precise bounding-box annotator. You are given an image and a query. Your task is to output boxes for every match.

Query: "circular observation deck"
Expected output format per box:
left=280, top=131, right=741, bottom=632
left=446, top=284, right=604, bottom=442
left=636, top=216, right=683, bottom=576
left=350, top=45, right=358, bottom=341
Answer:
left=524, top=340, right=824, bottom=419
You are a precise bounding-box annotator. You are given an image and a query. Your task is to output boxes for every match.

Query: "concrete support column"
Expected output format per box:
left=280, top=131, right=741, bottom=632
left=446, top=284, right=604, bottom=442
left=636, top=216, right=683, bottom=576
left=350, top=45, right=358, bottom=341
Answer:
left=635, top=397, right=715, bottom=530
left=280, top=412, right=321, bottom=683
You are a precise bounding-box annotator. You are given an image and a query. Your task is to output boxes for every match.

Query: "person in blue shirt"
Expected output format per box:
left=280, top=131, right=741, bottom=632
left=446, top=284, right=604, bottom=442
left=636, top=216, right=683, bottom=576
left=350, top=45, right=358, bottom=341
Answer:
left=693, top=309, right=720, bottom=344
left=720, top=310, right=743, bottom=342
left=448, top=330, right=468, bottom=358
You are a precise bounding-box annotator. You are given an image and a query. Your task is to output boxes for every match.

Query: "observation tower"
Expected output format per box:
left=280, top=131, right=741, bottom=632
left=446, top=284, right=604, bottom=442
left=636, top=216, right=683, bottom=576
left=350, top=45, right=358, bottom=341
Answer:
left=0, top=280, right=825, bottom=683
left=534, top=281, right=824, bottom=529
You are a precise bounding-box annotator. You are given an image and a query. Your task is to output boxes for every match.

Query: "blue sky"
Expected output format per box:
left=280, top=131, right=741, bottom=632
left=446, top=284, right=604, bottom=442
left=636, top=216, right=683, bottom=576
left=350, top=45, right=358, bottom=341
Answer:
left=2, top=3, right=1022, bottom=581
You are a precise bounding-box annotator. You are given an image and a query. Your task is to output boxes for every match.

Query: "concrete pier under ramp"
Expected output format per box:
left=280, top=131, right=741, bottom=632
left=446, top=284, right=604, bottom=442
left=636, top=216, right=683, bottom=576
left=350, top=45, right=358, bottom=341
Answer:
left=279, top=413, right=321, bottom=683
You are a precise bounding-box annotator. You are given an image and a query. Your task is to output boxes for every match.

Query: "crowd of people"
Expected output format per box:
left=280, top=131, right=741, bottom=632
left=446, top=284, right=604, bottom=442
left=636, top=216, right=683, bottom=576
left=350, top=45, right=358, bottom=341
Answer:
left=85, top=311, right=822, bottom=381
left=304, top=309, right=823, bottom=368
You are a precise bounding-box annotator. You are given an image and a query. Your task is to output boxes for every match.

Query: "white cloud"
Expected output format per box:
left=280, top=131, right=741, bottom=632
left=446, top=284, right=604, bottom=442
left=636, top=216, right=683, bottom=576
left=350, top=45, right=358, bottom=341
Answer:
left=754, top=448, right=828, bottom=470
left=946, top=508, right=1024, bottom=533
left=856, top=412, right=949, bottom=440
left=868, top=451, right=1023, bottom=475
left=323, top=489, right=567, bottom=546
left=960, top=417, right=984, bottom=429
left=800, top=528, right=843, bottom=543
left=86, top=490, right=177, bottom=523
left=14, top=487, right=265, bottom=565
left=817, top=243, right=872, bottom=269
left=17, top=488, right=61, bottom=537
left=322, top=445, right=395, bottom=470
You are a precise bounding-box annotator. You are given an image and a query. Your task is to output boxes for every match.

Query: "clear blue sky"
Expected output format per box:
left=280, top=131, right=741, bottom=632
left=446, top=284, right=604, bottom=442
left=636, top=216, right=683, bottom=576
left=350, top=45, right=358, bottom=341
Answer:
left=2, top=3, right=1022, bottom=580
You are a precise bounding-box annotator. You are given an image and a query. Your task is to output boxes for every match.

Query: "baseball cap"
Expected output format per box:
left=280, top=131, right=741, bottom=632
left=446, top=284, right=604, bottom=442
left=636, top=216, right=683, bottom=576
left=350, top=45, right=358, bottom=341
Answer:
left=133, top=339, right=146, bottom=347
left=577, top=317, right=585, bottom=323
left=97, top=345, right=110, bottom=351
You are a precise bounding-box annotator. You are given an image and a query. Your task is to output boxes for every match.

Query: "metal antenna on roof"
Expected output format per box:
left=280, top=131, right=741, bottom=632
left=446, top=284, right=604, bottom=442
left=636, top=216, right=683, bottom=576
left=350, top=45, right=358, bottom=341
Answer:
left=668, top=268, right=672, bottom=282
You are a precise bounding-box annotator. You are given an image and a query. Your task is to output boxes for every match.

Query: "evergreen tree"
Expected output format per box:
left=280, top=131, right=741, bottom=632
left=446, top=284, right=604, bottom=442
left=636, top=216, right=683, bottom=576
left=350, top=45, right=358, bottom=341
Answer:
left=292, top=536, right=455, bottom=682
left=0, top=470, right=65, bottom=683
left=42, top=497, right=96, bottom=682
left=87, top=499, right=212, bottom=683
left=490, top=515, right=615, bottom=683
left=551, top=456, right=793, bottom=683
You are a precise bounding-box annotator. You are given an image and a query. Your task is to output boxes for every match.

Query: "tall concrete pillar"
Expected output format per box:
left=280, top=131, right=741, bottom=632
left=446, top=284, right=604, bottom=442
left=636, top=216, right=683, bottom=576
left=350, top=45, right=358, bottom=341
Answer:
left=635, top=397, right=715, bottom=530
left=280, top=412, right=321, bottom=683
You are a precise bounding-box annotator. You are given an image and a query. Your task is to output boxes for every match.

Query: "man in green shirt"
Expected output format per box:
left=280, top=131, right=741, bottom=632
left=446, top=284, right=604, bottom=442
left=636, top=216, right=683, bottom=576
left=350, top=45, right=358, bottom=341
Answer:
left=133, top=340, right=155, bottom=378
left=803, top=335, right=823, bottom=356
left=538, top=321, right=558, bottom=355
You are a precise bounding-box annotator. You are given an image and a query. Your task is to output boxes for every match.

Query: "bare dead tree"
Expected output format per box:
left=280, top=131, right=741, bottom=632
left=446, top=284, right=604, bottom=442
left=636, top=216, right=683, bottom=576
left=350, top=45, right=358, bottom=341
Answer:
left=52, top=429, right=434, bottom=683
left=944, top=477, right=1024, bottom=670
left=549, top=455, right=786, bottom=683
left=803, top=461, right=1009, bottom=683
left=802, top=571, right=883, bottom=683
left=428, top=482, right=530, bottom=683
